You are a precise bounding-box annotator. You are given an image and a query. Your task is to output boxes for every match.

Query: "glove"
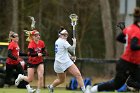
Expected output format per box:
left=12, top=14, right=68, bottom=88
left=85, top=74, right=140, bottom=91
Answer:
left=71, top=56, right=77, bottom=62
left=116, top=22, right=125, bottom=31
left=72, top=38, right=76, bottom=46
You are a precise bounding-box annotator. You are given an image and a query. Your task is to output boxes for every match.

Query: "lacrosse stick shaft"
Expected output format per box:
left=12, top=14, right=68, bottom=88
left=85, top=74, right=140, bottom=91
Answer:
left=72, top=25, right=76, bottom=56
left=73, top=26, right=76, bottom=38
left=72, top=26, right=76, bottom=62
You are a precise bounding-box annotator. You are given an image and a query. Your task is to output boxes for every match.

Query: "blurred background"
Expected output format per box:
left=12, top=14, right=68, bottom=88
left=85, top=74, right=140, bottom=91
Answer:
left=0, top=0, right=140, bottom=87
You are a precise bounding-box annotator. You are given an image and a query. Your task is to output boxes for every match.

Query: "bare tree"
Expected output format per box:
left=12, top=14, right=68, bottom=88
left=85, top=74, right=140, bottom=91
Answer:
left=20, top=0, right=25, bottom=51
left=74, top=0, right=99, bottom=58
left=100, top=0, right=115, bottom=59
left=39, top=0, right=42, bottom=32
left=115, top=0, right=125, bottom=59
left=12, top=0, right=18, bottom=33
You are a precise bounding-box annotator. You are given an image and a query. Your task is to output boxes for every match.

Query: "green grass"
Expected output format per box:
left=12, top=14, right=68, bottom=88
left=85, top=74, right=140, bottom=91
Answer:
left=0, top=88, right=137, bottom=93
left=0, top=88, right=83, bottom=93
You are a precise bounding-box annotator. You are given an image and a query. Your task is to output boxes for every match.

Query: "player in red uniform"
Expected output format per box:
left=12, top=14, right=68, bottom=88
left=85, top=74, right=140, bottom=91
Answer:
left=117, top=22, right=140, bottom=91
left=15, top=30, right=47, bottom=93
left=6, top=31, right=35, bottom=93
left=85, top=7, right=140, bottom=93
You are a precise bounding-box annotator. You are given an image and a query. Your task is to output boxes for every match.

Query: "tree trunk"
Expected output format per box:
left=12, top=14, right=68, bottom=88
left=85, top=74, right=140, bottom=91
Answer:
left=39, top=0, right=42, bottom=32
left=21, top=0, right=25, bottom=51
left=115, top=0, right=125, bottom=59
left=115, top=16, right=125, bottom=59
left=12, top=0, right=18, bottom=33
left=100, top=0, right=114, bottom=59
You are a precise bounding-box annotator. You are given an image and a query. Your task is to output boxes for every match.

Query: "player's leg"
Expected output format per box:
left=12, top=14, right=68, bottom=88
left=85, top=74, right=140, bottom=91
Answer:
left=36, top=63, right=44, bottom=93
left=68, top=64, right=85, bottom=92
left=16, top=63, right=36, bottom=93
left=127, top=66, right=140, bottom=91
left=15, top=66, right=35, bottom=84
left=5, top=63, right=14, bottom=85
left=126, top=76, right=139, bottom=91
left=23, top=67, right=35, bottom=82
left=85, top=59, right=130, bottom=93
left=134, top=66, right=140, bottom=90
left=47, top=73, right=66, bottom=93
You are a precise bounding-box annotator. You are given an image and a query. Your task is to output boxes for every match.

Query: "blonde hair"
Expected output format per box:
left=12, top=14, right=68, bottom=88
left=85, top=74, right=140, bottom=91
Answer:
left=24, top=30, right=39, bottom=42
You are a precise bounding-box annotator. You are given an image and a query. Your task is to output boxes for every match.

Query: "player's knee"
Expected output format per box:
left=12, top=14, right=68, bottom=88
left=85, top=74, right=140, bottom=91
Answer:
left=38, top=75, right=43, bottom=80
left=59, top=79, right=65, bottom=84
left=75, top=73, right=82, bottom=78
left=28, top=77, right=34, bottom=82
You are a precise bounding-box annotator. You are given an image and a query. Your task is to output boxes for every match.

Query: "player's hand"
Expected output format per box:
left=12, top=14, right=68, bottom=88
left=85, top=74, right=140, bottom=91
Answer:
left=38, top=53, right=42, bottom=57
left=17, top=57, right=23, bottom=61
left=71, top=56, right=77, bottom=61
left=72, top=38, right=76, bottom=44
left=116, top=22, right=125, bottom=31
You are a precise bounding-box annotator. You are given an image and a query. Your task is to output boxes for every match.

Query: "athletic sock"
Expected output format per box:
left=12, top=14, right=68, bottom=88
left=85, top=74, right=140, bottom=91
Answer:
left=50, top=85, right=54, bottom=88
left=91, top=85, right=98, bottom=92
left=36, top=88, right=40, bottom=93
left=81, top=86, right=86, bottom=92
left=26, top=84, right=31, bottom=90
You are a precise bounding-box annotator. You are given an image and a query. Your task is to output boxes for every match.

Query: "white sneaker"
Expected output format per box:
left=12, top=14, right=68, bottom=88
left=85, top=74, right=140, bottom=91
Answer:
left=47, top=85, right=54, bottom=93
left=15, top=74, right=23, bottom=86
left=27, top=88, right=36, bottom=93
left=36, top=89, right=40, bottom=93
left=127, top=86, right=137, bottom=92
left=85, top=85, right=92, bottom=93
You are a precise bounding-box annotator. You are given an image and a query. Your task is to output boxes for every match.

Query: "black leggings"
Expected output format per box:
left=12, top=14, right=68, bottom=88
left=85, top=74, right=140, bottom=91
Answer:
left=126, top=70, right=140, bottom=89
left=5, top=63, right=28, bottom=85
left=98, top=59, right=140, bottom=91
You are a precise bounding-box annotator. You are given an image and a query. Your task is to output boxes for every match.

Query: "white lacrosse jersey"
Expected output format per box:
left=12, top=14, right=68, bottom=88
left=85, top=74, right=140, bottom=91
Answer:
left=55, top=38, right=71, bottom=63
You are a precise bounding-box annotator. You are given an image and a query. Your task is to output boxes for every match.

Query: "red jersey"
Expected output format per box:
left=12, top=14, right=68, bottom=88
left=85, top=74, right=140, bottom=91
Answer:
left=28, top=40, right=45, bottom=64
left=6, top=41, right=20, bottom=65
left=121, top=24, right=140, bottom=64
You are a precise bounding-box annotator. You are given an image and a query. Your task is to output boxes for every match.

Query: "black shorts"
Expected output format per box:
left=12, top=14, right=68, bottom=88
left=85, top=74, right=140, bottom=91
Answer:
left=27, top=62, right=43, bottom=68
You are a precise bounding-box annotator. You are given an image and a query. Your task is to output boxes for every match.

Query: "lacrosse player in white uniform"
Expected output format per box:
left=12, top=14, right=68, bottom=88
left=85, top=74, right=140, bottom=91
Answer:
left=47, top=27, right=85, bottom=93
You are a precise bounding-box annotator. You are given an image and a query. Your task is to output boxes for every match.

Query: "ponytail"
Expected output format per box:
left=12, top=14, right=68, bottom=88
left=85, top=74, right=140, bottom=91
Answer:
left=8, top=31, right=17, bottom=42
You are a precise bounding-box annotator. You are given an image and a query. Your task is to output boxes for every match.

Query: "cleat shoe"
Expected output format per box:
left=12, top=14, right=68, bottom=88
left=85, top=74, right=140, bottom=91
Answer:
left=27, top=88, right=36, bottom=93
left=15, top=74, right=23, bottom=86
left=36, top=89, right=40, bottom=93
left=47, top=85, right=54, bottom=93
left=127, top=86, right=138, bottom=92
left=85, top=85, right=92, bottom=93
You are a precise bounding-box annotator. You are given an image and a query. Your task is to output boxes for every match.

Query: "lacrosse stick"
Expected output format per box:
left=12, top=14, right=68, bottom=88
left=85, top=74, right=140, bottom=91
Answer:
left=69, top=14, right=78, bottom=62
left=24, top=16, right=36, bottom=41
left=28, top=16, right=36, bottom=30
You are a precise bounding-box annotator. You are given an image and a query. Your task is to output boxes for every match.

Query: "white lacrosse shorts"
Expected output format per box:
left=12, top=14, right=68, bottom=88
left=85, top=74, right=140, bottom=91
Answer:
left=54, top=60, right=73, bottom=73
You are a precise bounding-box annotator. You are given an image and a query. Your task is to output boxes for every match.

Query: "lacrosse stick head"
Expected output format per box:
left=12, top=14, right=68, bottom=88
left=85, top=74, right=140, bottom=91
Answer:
left=69, top=14, right=78, bottom=26
left=28, top=16, right=36, bottom=30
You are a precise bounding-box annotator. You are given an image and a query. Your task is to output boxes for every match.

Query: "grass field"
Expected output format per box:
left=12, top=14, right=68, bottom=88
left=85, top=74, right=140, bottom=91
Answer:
left=0, top=88, right=83, bottom=93
left=0, top=88, right=136, bottom=93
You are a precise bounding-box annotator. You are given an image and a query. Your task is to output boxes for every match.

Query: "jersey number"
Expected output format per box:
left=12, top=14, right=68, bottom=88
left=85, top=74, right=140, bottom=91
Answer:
left=124, top=34, right=128, bottom=51
left=55, top=44, right=58, bottom=53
